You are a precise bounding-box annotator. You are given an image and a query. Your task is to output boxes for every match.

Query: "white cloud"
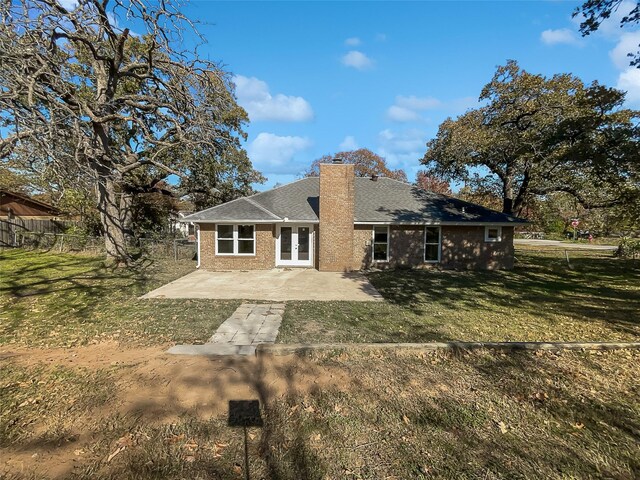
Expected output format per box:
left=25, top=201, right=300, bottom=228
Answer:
left=248, top=133, right=312, bottom=173
left=345, top=37, right=362, bottom=46
left=386, top=95, right=443, bottom=122
left=387, top=105, right=422, bottom=122
left=610, top=31, right=640, bottom=69
left=376, top=33, right=387, bottom=42
left=338, top=135, right=359, bottom=150
left=617, top=68, right=640, bottom=103
left=396, top=95, right=442, bottom=110
left=377, top=129, right=426, bottom=168
left=233, top=75, right=314, bottom=122
left=341, top=50, right=374, bottom=70
left=541, top=28, right=580, bottom=46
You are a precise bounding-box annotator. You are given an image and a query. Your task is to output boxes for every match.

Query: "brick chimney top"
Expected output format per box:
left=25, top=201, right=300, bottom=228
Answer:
left=332, top=157, right=343, bottom=164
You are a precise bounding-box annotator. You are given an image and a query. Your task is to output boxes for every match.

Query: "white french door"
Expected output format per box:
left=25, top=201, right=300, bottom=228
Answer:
left=276, top=224, right=313, bottom=267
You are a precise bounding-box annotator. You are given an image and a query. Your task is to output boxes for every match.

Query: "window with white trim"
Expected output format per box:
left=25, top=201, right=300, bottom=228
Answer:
left=216, top=224, right=255, bottom=255
left=484, top=226, right=502, bottom=242
left=424, top=226, right=441, bottom=262
left=372, top=226, right=389, bottom=262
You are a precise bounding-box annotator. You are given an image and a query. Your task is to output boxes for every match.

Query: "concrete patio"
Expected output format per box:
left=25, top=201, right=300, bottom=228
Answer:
left=142, top=268, right=383, bottom=302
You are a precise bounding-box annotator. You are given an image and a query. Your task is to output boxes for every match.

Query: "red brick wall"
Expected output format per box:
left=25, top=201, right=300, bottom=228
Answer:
left=318, top=163, right=355, bottom=272
left=198, top=223, right=276, bottom=271
left=441, top=226, right=514, bottom=270
left=352, top=224, right=515, bottom=270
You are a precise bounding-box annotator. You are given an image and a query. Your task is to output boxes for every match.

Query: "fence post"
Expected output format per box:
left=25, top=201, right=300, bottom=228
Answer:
left=174, top=239, right=178, bottom=262
left=59, top=234, right=64, bottom=252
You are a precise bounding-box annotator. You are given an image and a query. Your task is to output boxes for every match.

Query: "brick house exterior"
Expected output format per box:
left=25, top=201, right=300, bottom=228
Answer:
left=183, top=159, right=526, bottom=272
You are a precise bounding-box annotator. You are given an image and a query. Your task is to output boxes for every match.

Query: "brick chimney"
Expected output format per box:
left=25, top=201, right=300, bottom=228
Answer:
left=318, top=158, right=355, bottom=271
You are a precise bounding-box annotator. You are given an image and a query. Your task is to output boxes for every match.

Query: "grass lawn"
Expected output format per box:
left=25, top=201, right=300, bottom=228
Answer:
left=1, top=348, right=638, bottom=479
left=1, top=248, right=638, bottom=478
left=0, top=249, right=239, bottom=348
left=279, top=248, right=640, bottom=343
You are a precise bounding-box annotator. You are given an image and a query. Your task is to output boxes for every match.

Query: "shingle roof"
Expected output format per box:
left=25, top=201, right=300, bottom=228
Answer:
left=182, top=177, right=527, bottom=225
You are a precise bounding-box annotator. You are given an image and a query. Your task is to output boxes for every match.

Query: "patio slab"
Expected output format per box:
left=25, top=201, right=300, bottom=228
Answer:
left=142, top=268, right=383, bottom=301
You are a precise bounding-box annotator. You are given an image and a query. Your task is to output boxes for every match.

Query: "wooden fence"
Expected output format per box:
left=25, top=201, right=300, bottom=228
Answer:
left=0, top=218, right=78, bottom=247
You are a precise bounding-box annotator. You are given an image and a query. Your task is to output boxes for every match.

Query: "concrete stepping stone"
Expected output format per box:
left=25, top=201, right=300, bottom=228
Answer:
left=167, top=302, right=284, bottom=357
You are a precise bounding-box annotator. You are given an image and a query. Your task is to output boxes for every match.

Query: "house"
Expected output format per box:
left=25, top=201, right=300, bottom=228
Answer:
left=182, top=159, right=527, bottom=271
left=0, top=189, right=61, bottom=220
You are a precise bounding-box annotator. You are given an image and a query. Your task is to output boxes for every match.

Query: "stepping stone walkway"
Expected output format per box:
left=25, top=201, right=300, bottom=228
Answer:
left=167, top=303, right=285, bottom=356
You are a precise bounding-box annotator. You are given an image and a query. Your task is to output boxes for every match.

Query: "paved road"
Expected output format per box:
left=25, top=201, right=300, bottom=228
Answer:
left=514, top=239, right=617, bottom=251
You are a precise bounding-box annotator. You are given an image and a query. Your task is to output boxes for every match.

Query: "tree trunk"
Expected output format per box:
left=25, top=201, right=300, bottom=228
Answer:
left=96, top=176, right=129, bottom=264
left=502, top=176, right=514, bottom=215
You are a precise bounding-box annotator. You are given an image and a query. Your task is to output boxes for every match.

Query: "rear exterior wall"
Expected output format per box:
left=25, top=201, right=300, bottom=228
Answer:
left=352, top=225, right=514, bottom=270
left=198, top=223, right=276, bottom=271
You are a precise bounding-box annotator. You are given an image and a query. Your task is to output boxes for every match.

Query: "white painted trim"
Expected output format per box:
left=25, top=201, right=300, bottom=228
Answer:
left=424, top=225, right=442, bottom=263
left=275, top=223, right=314, bottom=267
left=196, top=226, right=201, bottom=268
left=185, top=219, right=319, bottom=224
left=484, top=226, right=503, bottom=242
left=355, top=221, right=525, bottom=226
left=372, top=225, right=390, bottom=263
left=215, top=224, right=256, bottom=256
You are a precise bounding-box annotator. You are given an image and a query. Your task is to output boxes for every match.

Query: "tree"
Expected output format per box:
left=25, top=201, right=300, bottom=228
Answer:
left=304, top=149, right=407, bottom=181
left=415, top=170, right=452, bottom=195
left=0, top=0, right=255, bottom=263
left=422, top=61, right=640, bottom=215
left=574, top=1, right=640, bottom=67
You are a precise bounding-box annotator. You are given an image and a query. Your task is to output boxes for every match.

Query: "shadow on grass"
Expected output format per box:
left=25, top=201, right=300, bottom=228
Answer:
left=2, top=349, right=639, bottom=479
left=367, top=251, right=640, bottom=338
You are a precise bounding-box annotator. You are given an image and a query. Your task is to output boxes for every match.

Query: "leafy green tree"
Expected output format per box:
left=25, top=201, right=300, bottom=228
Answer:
left=422, top=61, right=640, bottom=215
left=305, top=149, right=407, bottom=181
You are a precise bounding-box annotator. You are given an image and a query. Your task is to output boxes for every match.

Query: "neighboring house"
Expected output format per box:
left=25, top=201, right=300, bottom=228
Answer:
left=182, top=159, right=527, bottom=271
left=0, top=189, right=61, bottom=219
left=171, top=210, right=196, bottom=240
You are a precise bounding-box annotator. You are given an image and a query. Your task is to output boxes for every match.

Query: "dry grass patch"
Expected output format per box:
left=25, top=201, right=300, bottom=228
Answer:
left=1, top=347, right=638, bottom=479
left=0, top=250, right=239, bottom=348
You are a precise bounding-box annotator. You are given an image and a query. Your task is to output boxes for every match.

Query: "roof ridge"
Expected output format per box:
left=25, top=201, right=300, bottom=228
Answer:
left=244, top=197, right=281, bottom=220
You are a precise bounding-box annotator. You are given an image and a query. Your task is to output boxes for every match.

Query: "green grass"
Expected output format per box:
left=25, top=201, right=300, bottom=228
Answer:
left=1, top=349, right=638, bottom=479
left=279, top=248, right=640, bottom=343
left=0, top=250, right=239, bottom=347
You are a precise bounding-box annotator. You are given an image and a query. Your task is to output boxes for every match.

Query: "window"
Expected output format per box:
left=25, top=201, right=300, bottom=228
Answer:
left=484, top=226, right=502, bottom=243
left=372, top=226, right=389, bottom=262
left=216, top=224, right=255, bottom=255
left=424, top=226, right=441, bottom=262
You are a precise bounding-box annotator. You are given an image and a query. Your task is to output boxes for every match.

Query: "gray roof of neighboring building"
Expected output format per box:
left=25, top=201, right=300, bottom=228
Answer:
left=182, top=177, right=528, bottom=225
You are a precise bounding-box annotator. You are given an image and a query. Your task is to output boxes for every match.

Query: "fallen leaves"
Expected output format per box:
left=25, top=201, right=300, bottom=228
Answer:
left=496, top=421, right=509, bottom=434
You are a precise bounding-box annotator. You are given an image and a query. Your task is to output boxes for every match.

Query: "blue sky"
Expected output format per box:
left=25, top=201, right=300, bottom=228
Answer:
left=180, top=1, right=640, bottom=190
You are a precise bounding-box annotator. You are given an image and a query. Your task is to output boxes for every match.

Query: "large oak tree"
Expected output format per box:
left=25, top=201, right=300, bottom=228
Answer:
left=0, top=0, right=259, bottom=263
left=422, top=61, right=640, bottom=215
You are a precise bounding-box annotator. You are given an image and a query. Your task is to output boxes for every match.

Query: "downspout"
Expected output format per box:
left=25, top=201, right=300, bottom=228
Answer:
left=196, top=224, right=201, bottom=269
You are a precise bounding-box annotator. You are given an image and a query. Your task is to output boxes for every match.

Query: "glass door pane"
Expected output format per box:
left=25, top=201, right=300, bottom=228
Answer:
left=280, top=227, right=292, bottom=260
left=297, top=226, right=310, bottom=261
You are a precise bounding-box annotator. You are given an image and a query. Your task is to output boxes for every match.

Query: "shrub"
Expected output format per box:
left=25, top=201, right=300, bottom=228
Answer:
left=615, top=237, right=640, bottom=259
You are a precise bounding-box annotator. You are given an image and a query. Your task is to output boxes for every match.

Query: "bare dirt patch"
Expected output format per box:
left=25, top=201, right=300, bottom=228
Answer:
left=0, top=342, right=350, bottom=479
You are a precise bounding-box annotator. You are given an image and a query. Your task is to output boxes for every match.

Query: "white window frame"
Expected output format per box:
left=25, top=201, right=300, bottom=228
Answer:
left=215, top=224, right=256, bottom=256
left=484, top=226, right=502, bottom=243
left=372, top=225, right=390, bottom=263
left=424, top=226, right=441, bottom=263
